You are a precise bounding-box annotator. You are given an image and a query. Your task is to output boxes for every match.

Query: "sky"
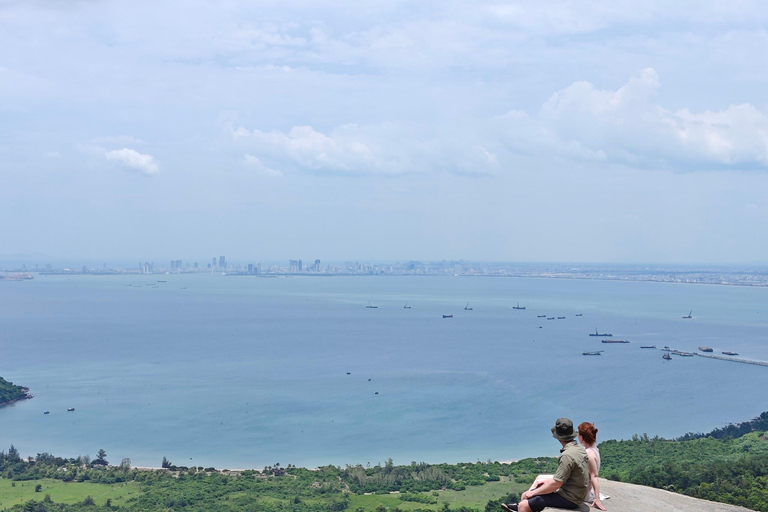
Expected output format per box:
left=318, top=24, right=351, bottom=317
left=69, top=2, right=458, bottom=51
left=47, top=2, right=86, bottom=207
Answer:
left=2, top=0, right=768, bottom=265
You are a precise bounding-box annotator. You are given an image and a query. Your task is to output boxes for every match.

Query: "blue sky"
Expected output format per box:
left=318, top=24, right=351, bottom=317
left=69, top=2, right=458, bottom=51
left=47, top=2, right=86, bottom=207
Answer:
left=2, top=0, right=768, bottom=264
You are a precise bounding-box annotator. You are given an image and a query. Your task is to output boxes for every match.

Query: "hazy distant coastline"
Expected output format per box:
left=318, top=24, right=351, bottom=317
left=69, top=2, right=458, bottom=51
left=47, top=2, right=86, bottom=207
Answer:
left=3, top=261, right=768, bottom=287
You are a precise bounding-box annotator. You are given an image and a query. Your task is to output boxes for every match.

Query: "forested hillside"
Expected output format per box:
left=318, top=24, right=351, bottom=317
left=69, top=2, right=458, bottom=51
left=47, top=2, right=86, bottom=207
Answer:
left=601, top=413, right=768, bottom=511
left=0, top=377, right=26, bottom=404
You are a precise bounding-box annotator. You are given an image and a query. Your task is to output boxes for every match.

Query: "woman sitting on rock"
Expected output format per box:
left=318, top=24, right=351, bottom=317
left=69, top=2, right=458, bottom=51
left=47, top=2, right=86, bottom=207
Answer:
left=578, top=422, right=607, bottom=510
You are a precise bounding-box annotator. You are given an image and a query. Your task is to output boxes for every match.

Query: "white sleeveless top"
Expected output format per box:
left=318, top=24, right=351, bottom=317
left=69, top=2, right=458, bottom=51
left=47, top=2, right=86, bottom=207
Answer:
left=585, top=446, right=601, bottom=503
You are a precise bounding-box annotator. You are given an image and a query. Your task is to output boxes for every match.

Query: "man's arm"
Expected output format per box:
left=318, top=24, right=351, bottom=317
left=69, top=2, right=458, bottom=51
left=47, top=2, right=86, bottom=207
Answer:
left=521, top=478, right=563, bottom=500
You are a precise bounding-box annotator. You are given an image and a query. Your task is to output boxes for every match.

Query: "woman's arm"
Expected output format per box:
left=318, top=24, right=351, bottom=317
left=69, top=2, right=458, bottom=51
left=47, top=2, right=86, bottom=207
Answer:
left=587, top=451, right=607, bottom=510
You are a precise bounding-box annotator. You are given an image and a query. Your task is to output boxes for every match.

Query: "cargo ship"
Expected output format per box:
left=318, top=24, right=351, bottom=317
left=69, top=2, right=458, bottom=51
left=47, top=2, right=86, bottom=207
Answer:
left=589, top=328, right=612, bottom=337
left=722, top=351, right=739, bottom=356
left=641, top=345, right=656, bottom=349
left=602, top=339, right=629, bottom=344
left=583, top=351, right=603, bottom=356
left=512, top=302, right=526, bottom=310
left=698, top=346, right=713, bottom=352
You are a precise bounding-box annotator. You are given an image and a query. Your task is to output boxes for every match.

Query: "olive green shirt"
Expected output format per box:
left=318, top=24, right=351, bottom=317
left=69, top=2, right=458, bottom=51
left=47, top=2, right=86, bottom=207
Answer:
left=553, top=440, right=589, bottom=505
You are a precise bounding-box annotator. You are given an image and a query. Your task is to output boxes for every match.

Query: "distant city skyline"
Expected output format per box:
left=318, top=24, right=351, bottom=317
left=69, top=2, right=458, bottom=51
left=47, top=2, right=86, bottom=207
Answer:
left=2, top=1, right=767, bottom=264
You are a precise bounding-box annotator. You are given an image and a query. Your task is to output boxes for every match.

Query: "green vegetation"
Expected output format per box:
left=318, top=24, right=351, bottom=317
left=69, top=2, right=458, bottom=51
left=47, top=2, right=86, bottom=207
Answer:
left=601, top=413, right=768, bottom=511
left=0, top=377, right=27, bottom=405
left=0, top=449, right=533, bottom=512
left=6, top=412, right=768, bottom=511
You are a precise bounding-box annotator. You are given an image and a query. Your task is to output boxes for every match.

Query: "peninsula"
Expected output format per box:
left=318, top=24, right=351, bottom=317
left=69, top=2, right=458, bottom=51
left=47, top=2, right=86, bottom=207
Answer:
left=0, top=376, right=32, bottom=407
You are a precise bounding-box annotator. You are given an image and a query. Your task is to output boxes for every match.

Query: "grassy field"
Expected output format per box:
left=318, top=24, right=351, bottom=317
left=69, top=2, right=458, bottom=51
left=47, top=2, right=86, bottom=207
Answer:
left=347, top=477, right=527, bottom=511
left=0, top=478, right=142, bottom=508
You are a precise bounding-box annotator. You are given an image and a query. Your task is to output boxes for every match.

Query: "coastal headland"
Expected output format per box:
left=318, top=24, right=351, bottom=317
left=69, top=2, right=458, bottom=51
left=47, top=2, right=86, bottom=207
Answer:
left=0, top=376, right=32, bottom=408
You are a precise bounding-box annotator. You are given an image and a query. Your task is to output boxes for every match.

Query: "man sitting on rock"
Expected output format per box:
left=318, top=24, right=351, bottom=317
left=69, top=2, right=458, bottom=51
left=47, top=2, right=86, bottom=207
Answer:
left=502, top=417, right=590, bottom=512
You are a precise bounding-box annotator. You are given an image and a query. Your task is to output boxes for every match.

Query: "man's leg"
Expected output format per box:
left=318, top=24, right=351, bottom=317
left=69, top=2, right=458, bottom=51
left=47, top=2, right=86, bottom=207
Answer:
left=517, top=500, right=533, bottom=512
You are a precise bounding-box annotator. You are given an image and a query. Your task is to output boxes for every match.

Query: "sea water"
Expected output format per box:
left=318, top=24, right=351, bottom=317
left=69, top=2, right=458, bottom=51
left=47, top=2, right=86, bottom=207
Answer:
left=1, top=274, right=767, bottom=469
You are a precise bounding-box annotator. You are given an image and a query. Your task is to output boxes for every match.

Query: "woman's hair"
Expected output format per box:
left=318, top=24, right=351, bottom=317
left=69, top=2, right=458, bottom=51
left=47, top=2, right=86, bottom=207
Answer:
left=578, top=422, right=598, bottom=445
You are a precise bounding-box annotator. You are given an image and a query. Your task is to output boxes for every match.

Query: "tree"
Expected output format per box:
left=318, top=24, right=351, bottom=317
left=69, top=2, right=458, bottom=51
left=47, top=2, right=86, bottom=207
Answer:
left=8, top=444, right=20, bottom=461
left=35, top=484, right=42, bottom=492
left=94, top=449, right=108, bottom=466
left=162, top=456, right=172, bottom=469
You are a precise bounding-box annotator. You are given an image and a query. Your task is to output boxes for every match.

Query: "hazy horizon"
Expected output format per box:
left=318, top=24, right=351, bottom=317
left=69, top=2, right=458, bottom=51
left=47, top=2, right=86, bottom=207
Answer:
left=2, top=1, right=768, bottom=264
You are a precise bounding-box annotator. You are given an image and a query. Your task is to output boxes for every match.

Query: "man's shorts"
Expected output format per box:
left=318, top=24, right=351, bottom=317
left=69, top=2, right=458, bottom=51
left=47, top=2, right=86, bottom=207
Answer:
left=527, top=492, right=579, bottom=512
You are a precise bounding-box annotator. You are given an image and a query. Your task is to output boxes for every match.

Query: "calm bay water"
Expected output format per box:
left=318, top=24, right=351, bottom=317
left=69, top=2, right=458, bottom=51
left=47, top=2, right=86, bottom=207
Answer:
left=1, top=274, right=767, bottom=469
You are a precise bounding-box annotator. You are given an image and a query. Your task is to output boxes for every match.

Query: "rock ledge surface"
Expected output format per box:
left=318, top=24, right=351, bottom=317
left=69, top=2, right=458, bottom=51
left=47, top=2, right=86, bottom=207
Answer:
left=541, top=479, right=755, bottom=512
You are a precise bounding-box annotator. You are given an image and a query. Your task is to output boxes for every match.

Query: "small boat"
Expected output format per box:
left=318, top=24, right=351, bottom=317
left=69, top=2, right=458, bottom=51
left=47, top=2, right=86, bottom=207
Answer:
left=67, top=408, right=75, bottom=412
left=512, top=302, right=526, bottom=310
left=157, top=280, right=167, bottom=283
left=722, top=351, right=739, bottom=356
left=368, top=378, right=371, bottom=381
left=575, top=314, right=583, bottom=317
left=663, top=353, right=672, bottom=360
left=557, top=316, right=566, bottom=319
left=698, top=346, right=713, bottom=352
left=442, top=314, right=453, bottom=318
left=44, top=411, right=50, bottom=414
left=547, top=317, right=555, bottom=320
left=366, top=302, right=378, bottom=309
left=374, top=392, right=379, bottom=395
left=403, top=302, right=411, bottom=309
left=683, top=310, right=693, bottom=319
left=640, top=345, right=656, bottom=349
left=602, top=339, right=630, bottom=344
left=537, top=315, right=546, bottom=318
left=346, top=372, right=351, bottom=375
left=589, top=328, right=612, bottom=337
left=464, top=303, right=473, bottom=310
left=662, top=346, right=672, bottom=351
left=582, top=351, right=603, bottom=356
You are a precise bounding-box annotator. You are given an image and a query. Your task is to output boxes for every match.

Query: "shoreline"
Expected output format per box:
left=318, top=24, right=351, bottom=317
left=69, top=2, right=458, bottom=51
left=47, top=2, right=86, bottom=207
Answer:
left=0, top=387, right=33, bottom=408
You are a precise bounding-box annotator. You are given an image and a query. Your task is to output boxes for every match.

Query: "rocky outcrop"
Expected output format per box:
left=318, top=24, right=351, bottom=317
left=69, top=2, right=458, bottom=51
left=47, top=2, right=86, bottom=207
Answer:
left=542, top=479, right=755, bottom=512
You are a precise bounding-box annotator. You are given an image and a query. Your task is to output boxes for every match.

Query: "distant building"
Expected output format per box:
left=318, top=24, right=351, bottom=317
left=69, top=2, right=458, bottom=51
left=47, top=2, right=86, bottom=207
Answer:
left=219, top=256, right=227, bottom=269
left=314, top=259, right=321, bottom=272
left=212, top=257, right=217, bottom=268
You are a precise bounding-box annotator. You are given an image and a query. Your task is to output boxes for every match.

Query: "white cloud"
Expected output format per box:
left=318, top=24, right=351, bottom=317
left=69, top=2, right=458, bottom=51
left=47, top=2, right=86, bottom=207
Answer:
left=105, top=148, right=159, bottom=175
left=243, top=154, right=283, bottom=177
left=500, top=68, right=768, bottom=170
left=233, top=123, right=499, bottom=175
left=233, top=124, right=411, bottom=174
